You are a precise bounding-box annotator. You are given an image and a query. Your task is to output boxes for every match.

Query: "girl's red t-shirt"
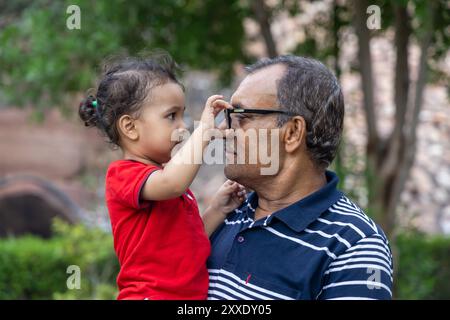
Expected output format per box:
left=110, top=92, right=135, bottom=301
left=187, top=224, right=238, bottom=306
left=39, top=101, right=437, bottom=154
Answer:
left=105, top=160, right=211, bottom=300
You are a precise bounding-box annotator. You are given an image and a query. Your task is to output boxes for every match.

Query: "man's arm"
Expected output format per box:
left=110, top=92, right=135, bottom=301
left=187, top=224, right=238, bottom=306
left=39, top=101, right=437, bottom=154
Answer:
left=317, top=233, right=394, bottom=300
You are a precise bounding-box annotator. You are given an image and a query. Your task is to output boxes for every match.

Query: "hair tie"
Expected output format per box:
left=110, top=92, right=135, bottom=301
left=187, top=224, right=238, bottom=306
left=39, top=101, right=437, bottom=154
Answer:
left=92, top=99, right=106, bottom=129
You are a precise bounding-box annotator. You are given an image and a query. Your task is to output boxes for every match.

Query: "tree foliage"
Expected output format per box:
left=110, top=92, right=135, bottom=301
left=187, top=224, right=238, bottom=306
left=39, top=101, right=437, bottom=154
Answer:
left=0, top=0, right=247, bottom=109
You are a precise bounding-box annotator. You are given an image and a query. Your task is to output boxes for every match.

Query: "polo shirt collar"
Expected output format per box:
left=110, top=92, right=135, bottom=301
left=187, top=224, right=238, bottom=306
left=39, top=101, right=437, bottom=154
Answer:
left=240, top=192, right=258, bottom=220
left=244, top=171, right=342, bottom=233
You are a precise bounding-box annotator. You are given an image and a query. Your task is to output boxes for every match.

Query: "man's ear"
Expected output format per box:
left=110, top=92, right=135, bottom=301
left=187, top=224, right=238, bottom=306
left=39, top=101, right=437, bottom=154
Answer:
left=117, top=114, right=139, bottom=141
left=283, top=116, right=306, bottom=153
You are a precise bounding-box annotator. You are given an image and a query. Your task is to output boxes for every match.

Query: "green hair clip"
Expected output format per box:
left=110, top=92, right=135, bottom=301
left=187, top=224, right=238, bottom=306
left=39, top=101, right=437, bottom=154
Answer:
left=92, top=100, right=98, bottom=108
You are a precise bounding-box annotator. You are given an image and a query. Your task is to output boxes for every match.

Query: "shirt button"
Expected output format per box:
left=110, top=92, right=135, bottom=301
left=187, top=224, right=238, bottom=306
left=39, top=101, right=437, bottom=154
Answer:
left=237, top=236, right=245, bottom=243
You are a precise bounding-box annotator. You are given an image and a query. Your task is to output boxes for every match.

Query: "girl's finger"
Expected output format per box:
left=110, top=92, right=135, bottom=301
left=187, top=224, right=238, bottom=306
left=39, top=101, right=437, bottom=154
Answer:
left=212, top=99, right=233, bottom=110
left=206, top=95, right=224, bottom=107
left=230, top=184, right=240, bottom=192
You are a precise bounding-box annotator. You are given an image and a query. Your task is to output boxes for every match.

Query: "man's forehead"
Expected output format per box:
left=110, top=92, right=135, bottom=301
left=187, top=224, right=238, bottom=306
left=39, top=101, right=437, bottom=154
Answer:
left=231, top=63, right=286, bottom=107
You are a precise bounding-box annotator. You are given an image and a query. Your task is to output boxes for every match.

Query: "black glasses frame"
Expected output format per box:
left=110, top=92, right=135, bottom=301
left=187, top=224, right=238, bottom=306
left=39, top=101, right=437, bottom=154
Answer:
left=225, top=108, right=296, bottom=129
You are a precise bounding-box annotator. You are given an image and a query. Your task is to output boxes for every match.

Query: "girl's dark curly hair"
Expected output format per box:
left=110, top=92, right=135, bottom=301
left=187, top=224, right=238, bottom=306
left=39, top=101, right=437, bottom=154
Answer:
left=79, top=52, right=183, bottom=147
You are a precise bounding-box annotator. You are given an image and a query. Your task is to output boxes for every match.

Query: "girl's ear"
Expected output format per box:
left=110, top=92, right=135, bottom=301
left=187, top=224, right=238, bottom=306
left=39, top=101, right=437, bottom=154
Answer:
left=283, top=116, right=307, bottom=153
left=117, top=114, right=139, bottom=141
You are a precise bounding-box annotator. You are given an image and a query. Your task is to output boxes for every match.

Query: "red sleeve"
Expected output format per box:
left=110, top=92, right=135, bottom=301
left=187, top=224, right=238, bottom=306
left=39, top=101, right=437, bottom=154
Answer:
left=105, top=160, right=160, bottom=209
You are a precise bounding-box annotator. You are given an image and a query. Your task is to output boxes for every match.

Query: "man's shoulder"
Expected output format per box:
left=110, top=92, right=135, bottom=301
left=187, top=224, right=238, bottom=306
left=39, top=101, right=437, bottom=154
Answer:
left=318, top=194, right=389, bottom=246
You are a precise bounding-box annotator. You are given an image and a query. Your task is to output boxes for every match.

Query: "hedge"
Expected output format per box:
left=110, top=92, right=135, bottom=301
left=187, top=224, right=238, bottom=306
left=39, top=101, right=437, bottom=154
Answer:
left=0, top=220, right=449, bottom=299
left=0, top=219, right=119, bottom=299
left=395, top=232, right=450, bottom=299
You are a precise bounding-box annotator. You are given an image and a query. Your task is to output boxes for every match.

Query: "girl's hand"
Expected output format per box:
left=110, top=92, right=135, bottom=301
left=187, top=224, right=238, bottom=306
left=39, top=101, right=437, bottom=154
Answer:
left=200, top=95, right=233, bottom=129
left=210, top=180, right=247, bottom=216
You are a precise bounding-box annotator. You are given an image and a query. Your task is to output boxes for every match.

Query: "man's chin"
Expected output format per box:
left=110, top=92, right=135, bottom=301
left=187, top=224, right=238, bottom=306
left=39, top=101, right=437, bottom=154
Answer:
left=224, top=164, right=240, bottom=181
left=224, top=163, right=256, bottom=185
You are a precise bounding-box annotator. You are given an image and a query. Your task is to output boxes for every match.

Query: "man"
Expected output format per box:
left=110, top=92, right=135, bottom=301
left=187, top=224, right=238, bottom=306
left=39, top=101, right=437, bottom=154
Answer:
left=208, top=55, right=393, bottom=300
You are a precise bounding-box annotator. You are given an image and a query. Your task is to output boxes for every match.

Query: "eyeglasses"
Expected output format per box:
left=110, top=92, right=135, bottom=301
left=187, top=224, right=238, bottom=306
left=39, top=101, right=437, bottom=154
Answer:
left=224, top=108, right=296, bottom=129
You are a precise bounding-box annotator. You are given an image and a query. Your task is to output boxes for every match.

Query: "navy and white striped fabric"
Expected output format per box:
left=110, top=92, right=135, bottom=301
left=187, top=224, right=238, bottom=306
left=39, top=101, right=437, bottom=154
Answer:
left=207, top=171, right=393, bottom=300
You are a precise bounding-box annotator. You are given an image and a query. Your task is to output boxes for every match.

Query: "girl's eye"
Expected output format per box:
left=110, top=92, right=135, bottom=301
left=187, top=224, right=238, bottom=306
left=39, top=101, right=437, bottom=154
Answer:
left=168, top=112, right=176, bottom=120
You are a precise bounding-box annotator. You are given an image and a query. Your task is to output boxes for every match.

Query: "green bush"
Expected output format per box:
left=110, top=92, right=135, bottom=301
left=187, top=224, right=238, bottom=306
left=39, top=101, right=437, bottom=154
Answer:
left=395, top=232, right=450, bottom=299
left=0, top=236, right=67, bottom=299
left=0, top=219, right=119, bottom=300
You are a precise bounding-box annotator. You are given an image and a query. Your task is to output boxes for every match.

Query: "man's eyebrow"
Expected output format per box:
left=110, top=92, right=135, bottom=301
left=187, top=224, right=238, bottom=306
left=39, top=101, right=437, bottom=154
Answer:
left=231, top=102, right=246, bottom=109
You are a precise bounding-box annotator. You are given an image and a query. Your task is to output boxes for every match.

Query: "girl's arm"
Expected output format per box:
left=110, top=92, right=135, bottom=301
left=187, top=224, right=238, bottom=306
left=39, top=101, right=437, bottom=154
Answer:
left=202, top=180, right=247, bottom=236
left=141, top=95, right=232, bottom=201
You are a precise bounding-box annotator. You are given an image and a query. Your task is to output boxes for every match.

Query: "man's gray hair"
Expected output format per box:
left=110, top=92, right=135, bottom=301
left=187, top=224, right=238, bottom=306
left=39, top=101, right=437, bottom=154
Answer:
left=246, top=55, right=344, bottom=170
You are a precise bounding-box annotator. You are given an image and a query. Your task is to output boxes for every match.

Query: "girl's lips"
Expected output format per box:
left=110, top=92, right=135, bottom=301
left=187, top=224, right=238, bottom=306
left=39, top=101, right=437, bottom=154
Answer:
left=170, top=140, right=183, bottom=151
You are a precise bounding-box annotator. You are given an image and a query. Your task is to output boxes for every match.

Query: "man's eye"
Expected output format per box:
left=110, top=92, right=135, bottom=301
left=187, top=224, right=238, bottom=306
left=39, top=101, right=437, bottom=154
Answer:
left=237, top=115, right=252, bottom=123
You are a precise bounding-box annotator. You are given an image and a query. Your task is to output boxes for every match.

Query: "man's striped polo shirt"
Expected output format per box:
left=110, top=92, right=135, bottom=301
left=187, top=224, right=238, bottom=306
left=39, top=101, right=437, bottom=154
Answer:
left=207, top=171, right=393, bottom=300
